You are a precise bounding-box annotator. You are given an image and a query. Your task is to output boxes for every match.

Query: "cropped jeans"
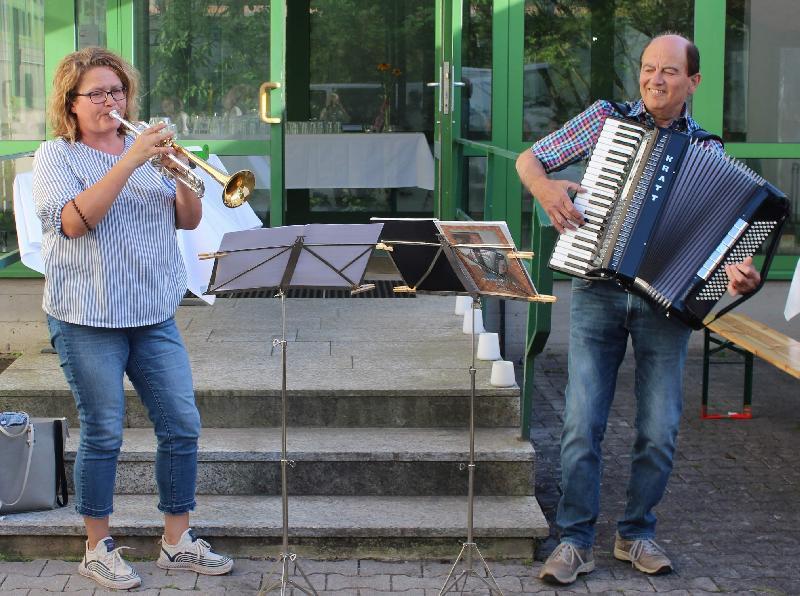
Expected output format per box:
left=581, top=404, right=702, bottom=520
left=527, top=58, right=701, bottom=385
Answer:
left=557, top=279, right=691, bottom=549
left=47, top=316, right=200, bottom=518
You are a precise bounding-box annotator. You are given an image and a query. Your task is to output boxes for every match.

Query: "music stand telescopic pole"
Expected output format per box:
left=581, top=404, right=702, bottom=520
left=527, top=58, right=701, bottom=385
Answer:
left=260, top=241, right=318, bottom=596
left=439, top=297, right=503, bottom=596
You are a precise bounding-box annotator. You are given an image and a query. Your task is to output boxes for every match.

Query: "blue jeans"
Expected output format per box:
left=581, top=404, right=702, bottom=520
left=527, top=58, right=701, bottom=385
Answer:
left=557, top=279, right=691, bottom=549
left=47, top=315, right=200, bottom=518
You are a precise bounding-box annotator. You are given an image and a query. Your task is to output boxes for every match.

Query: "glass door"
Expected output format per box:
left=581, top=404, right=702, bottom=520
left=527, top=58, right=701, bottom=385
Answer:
left=277, top=0, right=437, bottom=225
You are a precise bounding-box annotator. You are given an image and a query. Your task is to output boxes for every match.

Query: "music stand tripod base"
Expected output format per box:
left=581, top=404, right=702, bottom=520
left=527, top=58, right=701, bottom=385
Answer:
left=440, top=542, right=504, bottom=595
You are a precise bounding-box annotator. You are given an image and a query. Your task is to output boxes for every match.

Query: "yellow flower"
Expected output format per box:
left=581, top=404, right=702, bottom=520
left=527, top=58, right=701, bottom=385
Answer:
left=391, top=68, right=402, bottom=77
left=377, top=62, right=391, bottom=72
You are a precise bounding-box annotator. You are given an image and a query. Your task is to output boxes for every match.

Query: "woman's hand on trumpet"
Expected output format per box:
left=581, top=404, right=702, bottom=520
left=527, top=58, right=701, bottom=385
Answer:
left=121, top=121, right=175, bottom=169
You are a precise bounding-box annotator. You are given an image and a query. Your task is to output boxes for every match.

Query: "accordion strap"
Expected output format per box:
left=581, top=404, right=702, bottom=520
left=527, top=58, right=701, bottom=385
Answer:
left=607, top=100, right=723, bottom=146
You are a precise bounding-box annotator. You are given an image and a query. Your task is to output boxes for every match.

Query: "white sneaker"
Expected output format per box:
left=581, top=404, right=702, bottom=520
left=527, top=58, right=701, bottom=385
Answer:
left=78, top=537, right=142, bottom=590
left=156, top=528, right=234, bottom=575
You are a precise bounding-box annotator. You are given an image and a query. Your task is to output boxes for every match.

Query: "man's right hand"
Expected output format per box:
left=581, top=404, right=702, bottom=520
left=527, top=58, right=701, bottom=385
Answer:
left=533, top=178, right=586, bottom=234
left=516, top=149, right=585, bottom=234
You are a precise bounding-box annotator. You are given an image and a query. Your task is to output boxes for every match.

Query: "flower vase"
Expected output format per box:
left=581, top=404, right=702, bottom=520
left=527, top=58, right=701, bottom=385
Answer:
left=383, top=103, right=392, bottom=132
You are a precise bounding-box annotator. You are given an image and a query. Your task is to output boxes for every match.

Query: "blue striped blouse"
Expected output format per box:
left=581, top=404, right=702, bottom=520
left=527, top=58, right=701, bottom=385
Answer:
left=32, top=136, right=187, bottom=328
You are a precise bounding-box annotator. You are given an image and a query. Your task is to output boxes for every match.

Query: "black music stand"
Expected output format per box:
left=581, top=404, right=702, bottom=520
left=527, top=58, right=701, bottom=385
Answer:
left=374, top=219, right=555, bottom=596
left=205, top=223, right=383, bottom=596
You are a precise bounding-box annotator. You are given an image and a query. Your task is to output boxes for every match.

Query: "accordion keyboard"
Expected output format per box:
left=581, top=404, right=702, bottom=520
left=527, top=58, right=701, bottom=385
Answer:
left=549, top=119, right=647, bottom=277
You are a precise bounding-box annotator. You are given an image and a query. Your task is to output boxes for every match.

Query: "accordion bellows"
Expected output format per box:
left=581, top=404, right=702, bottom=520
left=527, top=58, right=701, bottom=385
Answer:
left=549, top=117, right=790, bottom=329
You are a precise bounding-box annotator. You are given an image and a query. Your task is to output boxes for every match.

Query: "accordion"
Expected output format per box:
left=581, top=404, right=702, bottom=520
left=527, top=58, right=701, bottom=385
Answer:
left=548, top=116, right=790, bottom=329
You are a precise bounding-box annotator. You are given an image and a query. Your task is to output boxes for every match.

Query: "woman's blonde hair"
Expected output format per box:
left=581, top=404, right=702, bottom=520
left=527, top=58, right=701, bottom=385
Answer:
left=49, top=47, right=140, bottom=142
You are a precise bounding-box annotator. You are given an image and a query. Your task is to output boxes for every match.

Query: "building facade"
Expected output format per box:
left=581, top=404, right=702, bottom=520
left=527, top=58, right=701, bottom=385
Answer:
left=0, top=0, right=797, bottom=278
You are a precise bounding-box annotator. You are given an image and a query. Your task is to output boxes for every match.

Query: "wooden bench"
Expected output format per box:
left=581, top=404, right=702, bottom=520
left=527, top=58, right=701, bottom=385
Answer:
left=702, top=313, right=800, bottom=419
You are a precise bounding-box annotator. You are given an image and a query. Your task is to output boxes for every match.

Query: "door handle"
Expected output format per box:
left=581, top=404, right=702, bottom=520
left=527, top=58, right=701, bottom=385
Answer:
left=259, top=81, right=282, bottom=124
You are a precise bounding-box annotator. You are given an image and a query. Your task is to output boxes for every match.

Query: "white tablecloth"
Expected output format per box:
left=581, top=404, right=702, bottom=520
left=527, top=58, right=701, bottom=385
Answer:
left=169, top=133, right=435, bottom=191
left=285, top=133, right=434, bottom=190
left=12, top=154, right=262, bottom=305
left=785, top=258, right=800, bottom=321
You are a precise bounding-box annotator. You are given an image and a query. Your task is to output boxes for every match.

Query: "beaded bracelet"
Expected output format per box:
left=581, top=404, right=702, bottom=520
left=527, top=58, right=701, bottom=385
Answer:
left=70, top=198, right=92, bottom=231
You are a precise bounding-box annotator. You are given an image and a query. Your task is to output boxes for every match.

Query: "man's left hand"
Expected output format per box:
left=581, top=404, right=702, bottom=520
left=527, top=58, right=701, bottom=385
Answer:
left=725, top=256, right=761, bottom=296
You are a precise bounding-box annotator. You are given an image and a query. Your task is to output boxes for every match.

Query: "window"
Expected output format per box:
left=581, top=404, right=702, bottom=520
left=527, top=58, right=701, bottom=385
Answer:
left=0, top=0, right=45, bottom=141
left=522, top=0, right=693, bottom=142
left=724, top=0, right=800, bottom=143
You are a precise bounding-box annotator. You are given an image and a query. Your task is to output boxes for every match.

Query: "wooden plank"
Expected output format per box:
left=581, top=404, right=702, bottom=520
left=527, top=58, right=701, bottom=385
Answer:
left=707, top=314, right=800, bottom=379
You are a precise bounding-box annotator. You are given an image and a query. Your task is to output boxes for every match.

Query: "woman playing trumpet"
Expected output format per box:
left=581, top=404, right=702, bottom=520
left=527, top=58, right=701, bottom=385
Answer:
left=32, top=47, right=233, bottom=590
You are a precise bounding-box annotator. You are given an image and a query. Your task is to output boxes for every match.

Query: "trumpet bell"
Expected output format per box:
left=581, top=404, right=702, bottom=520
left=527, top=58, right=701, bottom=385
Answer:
left=223, top=170, right=256, bottom=208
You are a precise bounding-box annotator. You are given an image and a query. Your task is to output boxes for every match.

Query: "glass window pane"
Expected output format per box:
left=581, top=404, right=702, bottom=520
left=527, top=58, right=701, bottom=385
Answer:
left=138, top=1, right=270, bottom=141
left=309, top=0, right=434, bottom=136
left=77, top=0, right=107, bottom=48
left=724, top=0, right=800, bottom=143
left=0, top=155, right=34, bottom=263
left=462, top=0, right=492, bottom=141
left=522, top=0, right=693, bottom=142
left=0, top=1, right=45, bottom=140
left=743, top=158, right=799, bottom=256
left=462, top=156, right=487, bottom=219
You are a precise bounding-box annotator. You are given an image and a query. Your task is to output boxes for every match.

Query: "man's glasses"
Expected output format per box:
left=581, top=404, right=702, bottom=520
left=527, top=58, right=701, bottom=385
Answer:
left=73, top=87, right=127, bottom=104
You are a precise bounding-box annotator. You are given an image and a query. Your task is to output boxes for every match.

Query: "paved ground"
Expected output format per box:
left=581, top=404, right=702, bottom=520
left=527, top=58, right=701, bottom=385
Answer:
left=1, top=282, right=798, bottom=594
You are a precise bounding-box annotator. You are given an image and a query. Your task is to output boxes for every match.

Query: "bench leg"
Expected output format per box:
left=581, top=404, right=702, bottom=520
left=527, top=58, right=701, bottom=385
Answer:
left=742, top=351, right=753, bottom=418
left=701, top=328, right=711, bottom=418
left=701, top=330, right=754, bottom=420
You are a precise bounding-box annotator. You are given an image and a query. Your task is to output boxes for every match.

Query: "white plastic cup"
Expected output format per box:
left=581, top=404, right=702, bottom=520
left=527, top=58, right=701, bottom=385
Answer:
left=454, top=295, right=471, bottom=316
left=477, top=332, right=501, bottom=360
left=462, top=306, right=485, bottom=334
left=490, top=360, right=516, bottom=387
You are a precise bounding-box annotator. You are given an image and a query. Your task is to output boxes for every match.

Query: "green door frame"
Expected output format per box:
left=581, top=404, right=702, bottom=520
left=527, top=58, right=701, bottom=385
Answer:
left=267, top=0, right=286, bottom=227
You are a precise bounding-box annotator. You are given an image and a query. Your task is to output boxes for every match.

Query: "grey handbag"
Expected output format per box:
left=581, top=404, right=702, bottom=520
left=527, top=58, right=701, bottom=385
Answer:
left=0, top=411, right=69, bottom=514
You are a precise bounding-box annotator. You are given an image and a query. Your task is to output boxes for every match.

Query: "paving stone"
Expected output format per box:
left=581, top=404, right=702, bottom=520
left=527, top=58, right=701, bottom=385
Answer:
left=359, top=588, right=425, bottom=596
left=359, top=560, right=422, bottom=576
left=0, top=562, right=46, bottom=577
left=0, top=574, right=67, bottom=591
left=294, top=560, right=359, bottom=576
left=195, top=571, right=263, bottom=592
left=38, top=561, right=78, bottom=577
left=160, top=590, right=224, bottom=596
left=588, top=580, right=656, bottom=592
left=648, top=575, right=720, bottom=592
left=325, top=573, right=391, bottom=591
left=421, top=561, right=458, bottom=577
left=29, top=590, right=93, bottom=596
left=390, top=574, right=448, bottom=591
left=94, top=590, right=161, bottom=595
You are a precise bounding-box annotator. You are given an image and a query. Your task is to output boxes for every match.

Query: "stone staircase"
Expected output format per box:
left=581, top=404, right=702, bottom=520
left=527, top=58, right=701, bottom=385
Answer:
left=0, top=295, right=548, bottom=559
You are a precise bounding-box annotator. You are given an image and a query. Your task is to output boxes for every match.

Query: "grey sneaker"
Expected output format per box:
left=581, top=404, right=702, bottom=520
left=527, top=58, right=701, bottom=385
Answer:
left=613, top=533, right=673, bottom=575
left=538, top=541, right=595, bottom=585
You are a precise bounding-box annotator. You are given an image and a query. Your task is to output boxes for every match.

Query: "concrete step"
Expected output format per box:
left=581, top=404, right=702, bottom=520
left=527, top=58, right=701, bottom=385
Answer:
left=1, top=371, right=520, bottom=429
left=64, top=427, right=535, bottom=496
left=0, top=494, right=549, bottom=560
left=0, top=295, right=522, bottom=428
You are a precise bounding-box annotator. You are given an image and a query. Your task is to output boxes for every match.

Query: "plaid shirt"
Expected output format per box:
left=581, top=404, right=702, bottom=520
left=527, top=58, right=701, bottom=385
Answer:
left=530, top=99, right=723, bottom=173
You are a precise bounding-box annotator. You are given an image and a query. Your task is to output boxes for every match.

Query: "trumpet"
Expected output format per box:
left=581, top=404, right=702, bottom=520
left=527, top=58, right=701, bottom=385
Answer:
left=109, top=110, right=254, bottom=208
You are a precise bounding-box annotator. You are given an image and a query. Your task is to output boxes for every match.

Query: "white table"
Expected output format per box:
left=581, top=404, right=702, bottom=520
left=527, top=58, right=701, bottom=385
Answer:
left=216, top=132, right=435, bottom=191
left=13, top=155, right=262, bottom=305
